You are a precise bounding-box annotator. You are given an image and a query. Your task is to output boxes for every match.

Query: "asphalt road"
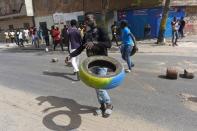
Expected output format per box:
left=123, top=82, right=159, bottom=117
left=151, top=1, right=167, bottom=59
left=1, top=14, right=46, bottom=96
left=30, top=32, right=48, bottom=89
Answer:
left=0, top=46, right=197, bottom=131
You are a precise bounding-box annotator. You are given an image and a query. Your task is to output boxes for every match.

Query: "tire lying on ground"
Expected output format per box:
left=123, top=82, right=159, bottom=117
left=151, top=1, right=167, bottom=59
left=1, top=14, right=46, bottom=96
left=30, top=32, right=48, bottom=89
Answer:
left=79, top=56, right=125, bottom=90
left=166, top=67, right=178, bottom=79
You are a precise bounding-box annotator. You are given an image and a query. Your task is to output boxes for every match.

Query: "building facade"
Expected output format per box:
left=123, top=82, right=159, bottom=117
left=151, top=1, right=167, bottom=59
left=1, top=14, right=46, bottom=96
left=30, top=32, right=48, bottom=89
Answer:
left=0, top=0, right=196, bottom=36
left=0, top=0, right=163, bottom=31
left=0, top=0, right=34, bottom=31
left=32, top=0, right=163, bottom=32
left=170, top=0, right=197, bottom=35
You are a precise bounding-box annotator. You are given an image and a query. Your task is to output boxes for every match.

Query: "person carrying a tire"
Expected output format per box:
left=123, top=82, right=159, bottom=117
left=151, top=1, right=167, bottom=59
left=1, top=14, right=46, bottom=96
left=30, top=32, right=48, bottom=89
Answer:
left=65, top=12, right=113, bottom=117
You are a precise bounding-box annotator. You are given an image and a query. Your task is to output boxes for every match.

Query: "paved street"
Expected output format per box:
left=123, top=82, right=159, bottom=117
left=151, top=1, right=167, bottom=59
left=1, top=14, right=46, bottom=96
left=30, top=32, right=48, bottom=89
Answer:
left=0, top=37, right=197, bottom=131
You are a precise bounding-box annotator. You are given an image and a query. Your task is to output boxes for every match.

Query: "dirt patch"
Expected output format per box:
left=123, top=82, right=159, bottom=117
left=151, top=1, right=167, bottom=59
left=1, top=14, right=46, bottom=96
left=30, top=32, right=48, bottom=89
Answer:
left=0, top=85, right=168, bottom=131
left=179, top=93, right=197, bottom=112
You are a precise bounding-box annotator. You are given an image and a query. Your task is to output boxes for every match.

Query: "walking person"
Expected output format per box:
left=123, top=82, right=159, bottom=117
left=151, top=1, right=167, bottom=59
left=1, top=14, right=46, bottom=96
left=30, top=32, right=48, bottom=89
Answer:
left=32, top=27, right=40, bottom=48
left=50, top=26, right=55, bottom=45
left=37, top=26, right=43, bottom=44
left=15, top=29, right=20, bottom=46
left=120, top=20, right=135, bottom=73
left=42, top=25, right=50, bottom=52
left=67, top=19, right=82, bottom=80
left=23, top=28, right=30, bottom=44
left=171, top=17, right=179, bottom=46
left=178, top=17, right=185, bottom=38
left=29, top=27, right=34, bottom=45
left=61, top=25, right=69, bottom=48
left=111, top=21, right=119, bottom=46
left=52, top=26, right=64, bottom=51
left=9, top=30, right=15, bottom=43
left=4, top=31, right=10, bottom=43
left=65, top=13, right=113, bottom=117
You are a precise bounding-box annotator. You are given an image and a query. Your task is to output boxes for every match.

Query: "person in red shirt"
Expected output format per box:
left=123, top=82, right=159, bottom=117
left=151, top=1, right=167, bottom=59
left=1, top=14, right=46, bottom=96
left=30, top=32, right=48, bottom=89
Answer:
left=52, top=26, right=64, bottom=51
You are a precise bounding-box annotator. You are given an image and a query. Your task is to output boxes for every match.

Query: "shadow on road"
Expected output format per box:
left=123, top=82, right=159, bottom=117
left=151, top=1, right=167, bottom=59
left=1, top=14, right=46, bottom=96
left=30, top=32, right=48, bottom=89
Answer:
left=1, top=44, right=68, bottom=56
left=1, top=45, right=44, bottom=53
left=188, top=97, right=197, bottom=103
left=36, top=96, right=96, bottom=130
left=158, top=75, right=177, bottom=80
left=43, top=71, right=78, bottom=81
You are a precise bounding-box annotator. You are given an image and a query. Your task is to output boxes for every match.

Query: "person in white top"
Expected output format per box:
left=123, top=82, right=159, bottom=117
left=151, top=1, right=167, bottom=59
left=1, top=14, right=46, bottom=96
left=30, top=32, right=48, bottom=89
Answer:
left=4, top=31, right=10, bottom=43
left=9, top=31, right=15, bottom=43
left=18, top=29, right=24, bottom=47
left=23, top=29, right=29, bottom=44
left=171, top=17, right=179, bottom=46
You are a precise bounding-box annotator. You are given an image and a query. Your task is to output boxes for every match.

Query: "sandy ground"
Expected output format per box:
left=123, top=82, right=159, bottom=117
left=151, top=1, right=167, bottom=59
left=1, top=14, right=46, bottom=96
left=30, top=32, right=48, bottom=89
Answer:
left=0, top=85, right=169, bottom=131
left=179, top=93, right=197, bottom=113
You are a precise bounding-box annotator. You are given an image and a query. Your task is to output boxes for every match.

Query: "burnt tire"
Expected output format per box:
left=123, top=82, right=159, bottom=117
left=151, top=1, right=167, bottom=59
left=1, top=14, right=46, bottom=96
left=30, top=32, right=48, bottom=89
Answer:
left=166, top=67, right=178, bottom=79
left=79, top=56, right=125, bottom=90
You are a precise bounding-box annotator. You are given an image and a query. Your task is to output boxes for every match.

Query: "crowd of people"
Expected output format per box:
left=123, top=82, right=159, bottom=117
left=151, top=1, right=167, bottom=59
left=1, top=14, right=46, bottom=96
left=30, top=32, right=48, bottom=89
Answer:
left=2, top=14, right=187, bottom=117
left=2, top=24, right=85, bottom=52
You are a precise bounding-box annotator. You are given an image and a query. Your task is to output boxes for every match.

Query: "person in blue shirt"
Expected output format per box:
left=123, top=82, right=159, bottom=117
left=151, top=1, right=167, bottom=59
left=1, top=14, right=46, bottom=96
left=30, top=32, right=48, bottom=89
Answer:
left=120, top=20, right=135, bottom=73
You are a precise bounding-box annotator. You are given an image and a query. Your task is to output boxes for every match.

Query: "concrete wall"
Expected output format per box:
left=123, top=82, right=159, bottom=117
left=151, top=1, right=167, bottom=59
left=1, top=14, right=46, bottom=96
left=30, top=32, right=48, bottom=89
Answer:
left=35, top=15, right=54, bottom=29
left=0, top=16, right=33, bottom=30
left=170, top=0, right=197, bottom=6
left=0, top=0, right=25, bottom=16
left=34, top=0, right=84, bottom=16
left=33, top=0, right=163, bottom=16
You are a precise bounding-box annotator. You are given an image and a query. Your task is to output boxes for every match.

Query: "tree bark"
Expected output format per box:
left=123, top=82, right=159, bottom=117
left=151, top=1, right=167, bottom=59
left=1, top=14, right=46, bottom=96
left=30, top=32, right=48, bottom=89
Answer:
left=157, top=0, right=171, bottom=44
left=101, top=0, right=109, bottom=27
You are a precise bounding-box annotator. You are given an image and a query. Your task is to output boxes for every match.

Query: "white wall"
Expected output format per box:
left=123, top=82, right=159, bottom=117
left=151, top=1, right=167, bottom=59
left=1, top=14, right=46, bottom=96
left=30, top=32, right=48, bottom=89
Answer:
left=53, top=11, right=84, bottom=24
left=25, top=0, right=34, bottom=16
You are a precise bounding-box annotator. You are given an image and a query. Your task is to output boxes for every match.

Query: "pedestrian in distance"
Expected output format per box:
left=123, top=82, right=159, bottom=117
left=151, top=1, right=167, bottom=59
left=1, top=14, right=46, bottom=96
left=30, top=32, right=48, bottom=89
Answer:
left=9, top=30, right=15, bottom=43
left=65, top=12, right=113, bottom=117
left=52, top=26, right=64, bottom=51
left=171, top=17, right=179, bottom=46
left=67, top=19, right=82, bottom=80
left=31, top=27, right=40, bottom=48
left=29, top=27, right=34, bottom=45
left=42, top=25, right=50, bottom=52
left=78, top=23, right=85, bottom=38
left=120, top=20, right=135, bottom=73
left=15, top=29, right=20, bottom=46
left=23, top=28, right=30, bottom=44
left=50, top=25, right=55, bottom=46
left=18, top=29, right=25, bottom=47
left=178, top=17, right=186, bottom=38
left=37, top=26, right=43, bottom=44
left=61, top=25, right=69, bottom=48
left=4, top=31, right=10, bottom=43
left=111, top=21, right=119, bottom=46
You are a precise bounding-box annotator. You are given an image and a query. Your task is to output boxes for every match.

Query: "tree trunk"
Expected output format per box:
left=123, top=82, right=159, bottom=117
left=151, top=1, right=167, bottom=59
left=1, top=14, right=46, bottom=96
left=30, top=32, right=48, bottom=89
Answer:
left=101, top=0, right=109, bottom=28
left=157, top=0, right=171, bottom=44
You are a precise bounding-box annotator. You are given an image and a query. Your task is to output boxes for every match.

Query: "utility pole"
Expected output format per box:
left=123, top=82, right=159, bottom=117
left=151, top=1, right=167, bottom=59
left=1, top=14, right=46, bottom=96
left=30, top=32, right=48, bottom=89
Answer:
left=157, top=0, right=171, bottom=44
